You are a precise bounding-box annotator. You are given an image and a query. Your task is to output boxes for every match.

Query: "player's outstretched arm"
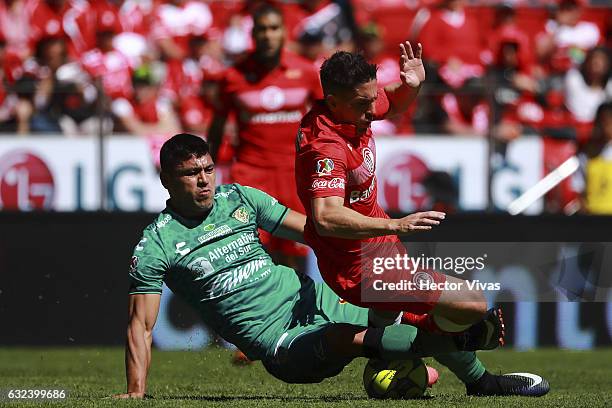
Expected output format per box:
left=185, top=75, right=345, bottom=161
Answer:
left=384, top=41, right=425, bottom=118
left=114, top=294, right=160, bottom=399
left=312, top=196, right=445, bottom=239
left=273, top=209, right=306, bottom=244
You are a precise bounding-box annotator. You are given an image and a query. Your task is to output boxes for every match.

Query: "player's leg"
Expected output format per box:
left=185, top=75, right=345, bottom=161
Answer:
left=261, top=321, right=491, bottom=384
left=427, top=275, right=488, bottom=330
left=323, top=321, right=502, bottom=362
left=315, top=282, right=502, bottom=360
left=360, top=243, right=489, bottom=333
left=360, top=270, right=492, bottom=335
left=433, top=351, right=485, bottom=385
left=323, top=323, right=528, bottom=394
left=261, top=325, right=353, bottom=383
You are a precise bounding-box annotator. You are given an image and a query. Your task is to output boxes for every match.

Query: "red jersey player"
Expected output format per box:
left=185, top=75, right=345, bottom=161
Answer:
left=209, top=4, right=322, bottom=268
left=295, top=44, right=503, bottom=340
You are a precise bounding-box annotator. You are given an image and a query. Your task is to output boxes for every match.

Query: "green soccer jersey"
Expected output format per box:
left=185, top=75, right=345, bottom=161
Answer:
left=128, top=183, right=306, bottom=360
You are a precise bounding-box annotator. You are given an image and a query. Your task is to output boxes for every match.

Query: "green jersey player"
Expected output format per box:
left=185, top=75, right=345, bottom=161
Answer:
left=114, top=134, right=549, bottom=399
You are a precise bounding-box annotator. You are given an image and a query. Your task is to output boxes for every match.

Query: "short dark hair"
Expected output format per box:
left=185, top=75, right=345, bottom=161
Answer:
left=319, top=51, right=377, bottom=96
left=160, top=133, right=210, bottom=173
left=252, top=3, right=283, bottom=24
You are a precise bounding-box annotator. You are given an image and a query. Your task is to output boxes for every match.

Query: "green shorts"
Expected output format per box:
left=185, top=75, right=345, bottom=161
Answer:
left=262, top=282, right=369, bottom=384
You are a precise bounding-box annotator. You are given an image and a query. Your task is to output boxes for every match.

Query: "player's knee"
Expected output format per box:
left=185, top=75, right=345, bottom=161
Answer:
left=464, top=299, right=488, bottom=323
left=456, top=290, right=487, bottom=324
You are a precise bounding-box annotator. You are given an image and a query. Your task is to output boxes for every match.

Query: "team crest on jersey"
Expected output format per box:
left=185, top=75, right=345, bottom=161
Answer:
left=232, top=207, right=249, bottom=223
left=362, top=148, right=375, bottom=175
left=187, top=257, right=215, bottom=278
left=261, top=86, right=285, bottom=111
left=316, top=158, right=334, bottom=176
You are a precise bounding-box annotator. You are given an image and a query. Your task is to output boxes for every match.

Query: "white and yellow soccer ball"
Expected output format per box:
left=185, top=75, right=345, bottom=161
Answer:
left=363, top=358, right=429, bottom=399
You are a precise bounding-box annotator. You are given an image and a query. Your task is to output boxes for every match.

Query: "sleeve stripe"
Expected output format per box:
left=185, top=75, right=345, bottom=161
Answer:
left=270, top=207, right=290, bottom=234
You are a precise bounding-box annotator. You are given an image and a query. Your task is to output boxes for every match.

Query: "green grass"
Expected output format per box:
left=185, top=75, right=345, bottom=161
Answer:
left=1, top=348, right=611, bottom=407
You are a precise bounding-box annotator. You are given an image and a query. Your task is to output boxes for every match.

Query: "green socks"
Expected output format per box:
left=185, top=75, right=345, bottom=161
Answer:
left=363, top=324, right=487, bottom=384
left=434, top=352, right=486, bottom=384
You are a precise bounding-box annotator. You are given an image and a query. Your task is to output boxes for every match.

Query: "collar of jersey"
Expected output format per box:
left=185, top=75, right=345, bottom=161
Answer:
left=314, top=101, right=369, bottom=140
left=245, top=49, right=293, bottom=74
left=164, top=200, right=216, bottom=229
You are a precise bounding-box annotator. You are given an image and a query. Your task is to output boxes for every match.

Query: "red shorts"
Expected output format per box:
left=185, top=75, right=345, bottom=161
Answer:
left=350, top=268, right=446, bottom=315
left=319, top=239, right=446, bottom=315
left=231, top=161, right=308, bottom=257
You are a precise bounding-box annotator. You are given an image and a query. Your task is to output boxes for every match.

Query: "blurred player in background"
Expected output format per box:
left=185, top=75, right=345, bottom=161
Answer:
left=209, top=4, right=322, bottom=272
left=115, top=133, right=548, bottom=399
left=577, top=101, right=612, bottom=214
left=295, top=44, right=497, bottom=336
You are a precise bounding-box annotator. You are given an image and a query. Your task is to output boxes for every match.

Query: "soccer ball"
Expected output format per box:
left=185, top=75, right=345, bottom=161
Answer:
left=363, top=358, right=429, bottom=399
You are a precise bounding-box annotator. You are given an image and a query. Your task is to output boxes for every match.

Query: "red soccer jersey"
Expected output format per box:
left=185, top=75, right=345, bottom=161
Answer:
left=295, top=90, right=400, bottom=293
left=219, top=49, right=322, bottom=169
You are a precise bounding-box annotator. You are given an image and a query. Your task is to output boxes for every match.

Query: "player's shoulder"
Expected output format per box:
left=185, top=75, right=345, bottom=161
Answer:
left=134, top=211, right=176, bottom=258
left=218, top=61, right=248, bottom=88
left=298, top=111, right=347, bottom=152
left=219, top=183, right=279, bottom=213
left=227, top=51, right=261, bottom=76
left=142, top=210, right=176, bottom=237
left=215, top=183, right=263, bottom=205
left=214, top=183, right=242, bottom=201
left=223, top=182, right=262, bottom=199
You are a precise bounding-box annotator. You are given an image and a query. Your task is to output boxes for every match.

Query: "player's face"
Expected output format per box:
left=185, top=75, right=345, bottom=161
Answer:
left=327, top=79, right=378, bottom=133
left=163, top=154, right=216, bottom=217
left=253, top=12, right=284, bottom=61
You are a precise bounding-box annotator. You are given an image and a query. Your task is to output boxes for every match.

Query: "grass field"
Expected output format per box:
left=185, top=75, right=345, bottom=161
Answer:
left=1, top=348, right=611, bottom=407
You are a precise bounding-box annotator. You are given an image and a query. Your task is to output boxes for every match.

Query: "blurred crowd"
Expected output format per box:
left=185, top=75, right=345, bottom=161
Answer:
left=0, top=0, right=610, bottom=136
left=0, top=0, right=611, bottom=213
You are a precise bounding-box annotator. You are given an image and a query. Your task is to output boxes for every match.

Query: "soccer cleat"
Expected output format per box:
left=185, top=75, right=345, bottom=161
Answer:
left=455, top=307, right=505, bottom=351
left=466, top=371, right=550, bottom=397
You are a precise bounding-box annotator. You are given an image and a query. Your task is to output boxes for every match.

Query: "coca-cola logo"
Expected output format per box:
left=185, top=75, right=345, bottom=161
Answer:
left=0, top=150, right=55, bottom=210
left=378, top=152, right=429, bottom=213
left=312, top=177, right=345, bottom=190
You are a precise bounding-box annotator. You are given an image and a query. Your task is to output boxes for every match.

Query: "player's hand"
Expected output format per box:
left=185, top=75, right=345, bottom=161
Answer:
left=112, top=392, right=146, bottom=399
left=399, top=41, right=425, bottom=89
left=392, top=211, right=445, bottom=234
